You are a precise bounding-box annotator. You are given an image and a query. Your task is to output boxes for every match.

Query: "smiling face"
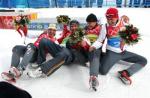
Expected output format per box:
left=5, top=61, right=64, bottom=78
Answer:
left=106, top=17, right=118, bottom=26
left=47, top=28, right=56, bottom=37
left=105, top=8, right=119, bottom=26
left=70, top=23, right=79, bottom=33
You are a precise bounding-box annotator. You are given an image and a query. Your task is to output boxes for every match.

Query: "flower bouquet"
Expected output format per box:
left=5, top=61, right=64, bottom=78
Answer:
left=56, top=15, right=70, bottom=24
left=14, top=15, right=30, bottom=27
left=67, top=28, right=85, bottom=46
left=119, top=25, right=141, bottom=45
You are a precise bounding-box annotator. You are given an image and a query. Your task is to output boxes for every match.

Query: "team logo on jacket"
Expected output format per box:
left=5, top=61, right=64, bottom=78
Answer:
left=108, top=37, right=121, bottom=48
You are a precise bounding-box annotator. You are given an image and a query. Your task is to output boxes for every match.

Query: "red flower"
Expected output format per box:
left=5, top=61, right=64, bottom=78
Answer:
left=130, top=34, right=138, bottom=40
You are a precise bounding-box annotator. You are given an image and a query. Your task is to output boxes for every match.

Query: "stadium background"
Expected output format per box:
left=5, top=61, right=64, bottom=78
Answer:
left=0, top=0, right=150, bottom=8
left=0, top=0, right=150, bottom=30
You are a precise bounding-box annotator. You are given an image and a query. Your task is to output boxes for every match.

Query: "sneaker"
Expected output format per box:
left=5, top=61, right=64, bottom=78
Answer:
left=118, top=70, right=132, bottom=85
left=29, top=63, right=39, bottom=69
left=1, top=72, right=16, bottom=82
left=27, top=67, right=43, bottom=78
left=89, top=76, right=99, bottom=91
left=9, top=67, right=23, bottom=78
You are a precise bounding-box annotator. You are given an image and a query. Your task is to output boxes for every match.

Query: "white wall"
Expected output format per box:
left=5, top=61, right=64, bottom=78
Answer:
left=30, top=8, right=150, bottom=36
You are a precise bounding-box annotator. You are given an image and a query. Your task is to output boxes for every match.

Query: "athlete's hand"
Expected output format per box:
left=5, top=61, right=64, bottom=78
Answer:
left=89, top=46, right=96, bottom=52
left=121, top=15, right=129, bottom=24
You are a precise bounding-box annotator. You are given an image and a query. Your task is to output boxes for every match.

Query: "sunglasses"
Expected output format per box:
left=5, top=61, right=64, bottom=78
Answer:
left=106, top=14, right=118, bottom=19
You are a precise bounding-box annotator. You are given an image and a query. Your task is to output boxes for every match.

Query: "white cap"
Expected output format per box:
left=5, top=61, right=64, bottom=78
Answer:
left=48, top=24, right=56, bottom=30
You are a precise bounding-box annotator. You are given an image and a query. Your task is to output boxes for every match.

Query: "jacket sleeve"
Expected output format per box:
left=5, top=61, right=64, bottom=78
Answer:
left=33, top=33, right=46, bottom=47
left=57, top=25, right=70, bottom=44
left=91, top=25, right=107, bottom=49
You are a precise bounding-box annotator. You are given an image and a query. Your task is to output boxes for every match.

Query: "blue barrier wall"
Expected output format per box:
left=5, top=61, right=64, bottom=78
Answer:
left=0, top=0, right=149, bottom=8
left=116, top=0, right=122, bottom=7
left=0, top=0, right=49, bottom=8
left=28, top=0, right=49, bottom=8
left=0, top=0, right=9, bottom=8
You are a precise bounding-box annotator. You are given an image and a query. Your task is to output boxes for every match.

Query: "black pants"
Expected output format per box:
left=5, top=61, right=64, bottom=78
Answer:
left=37, top=38, right=73, bottom=76
left=39, top=38, right=101, bottom=77
left=66, top=40, right=101, bottom=77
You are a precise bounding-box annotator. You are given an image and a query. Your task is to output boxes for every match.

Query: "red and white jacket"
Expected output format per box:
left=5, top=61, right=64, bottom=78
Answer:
left=34, top=31, right=57, bottom=48
left=57, top=24, right=102, bottom=51
left=83, top=24, right=101, bottom=51
left=94, top=18, right=128, bottom=53
left=57, top=25, right=71, bottom=44
left=57, top=25, right=84, bottom=50
left=106, top=18, right=127, bottom=53
left=85, top=24, right=101, bottom=36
